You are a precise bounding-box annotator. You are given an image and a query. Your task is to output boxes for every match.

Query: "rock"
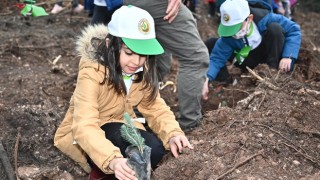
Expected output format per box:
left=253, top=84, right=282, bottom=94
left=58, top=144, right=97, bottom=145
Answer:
left=293, top=160, right=301, bottom=165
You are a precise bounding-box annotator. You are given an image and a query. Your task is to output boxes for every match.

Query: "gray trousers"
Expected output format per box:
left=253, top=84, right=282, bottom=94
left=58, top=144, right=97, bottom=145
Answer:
left=124, top=0, right=209, bottom=129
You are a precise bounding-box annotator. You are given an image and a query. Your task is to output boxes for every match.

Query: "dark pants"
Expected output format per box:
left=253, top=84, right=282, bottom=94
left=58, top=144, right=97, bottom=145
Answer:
left=101, top=123, right=166, bottom=169
left=90, top=5, right=115, bottom=25
left=88, top=123, right=166, bottom=179
left=205, top=22, right=285, bottom=82
left=208, top=2, right=216, bottom=16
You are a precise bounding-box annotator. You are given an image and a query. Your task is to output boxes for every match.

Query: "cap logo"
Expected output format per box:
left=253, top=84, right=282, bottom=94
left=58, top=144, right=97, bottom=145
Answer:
left=138, top=18, right=150, bottom=35
left=223, top=13, right=230, bottom=23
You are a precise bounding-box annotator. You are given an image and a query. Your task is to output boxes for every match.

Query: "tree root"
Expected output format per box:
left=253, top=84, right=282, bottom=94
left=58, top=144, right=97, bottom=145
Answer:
left=0, top=140, right=15, bottom=180
left=15, top=127, right=21, bottom=180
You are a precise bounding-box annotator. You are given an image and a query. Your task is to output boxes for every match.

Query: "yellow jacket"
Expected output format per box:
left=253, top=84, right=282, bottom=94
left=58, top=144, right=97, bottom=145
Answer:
left=54, top=24, right=184, bottom=174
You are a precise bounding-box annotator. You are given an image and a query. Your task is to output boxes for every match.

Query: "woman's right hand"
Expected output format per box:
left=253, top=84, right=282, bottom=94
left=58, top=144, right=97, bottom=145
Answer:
left=109, top=158, right=137, bottom=180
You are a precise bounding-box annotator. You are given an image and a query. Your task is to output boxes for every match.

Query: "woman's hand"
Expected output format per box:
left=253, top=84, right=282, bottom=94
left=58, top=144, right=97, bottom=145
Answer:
left=279, top=58, right=292, bottom=72
left=169, top=134, right=193, bottom=157
left=164, top=0, right=182, bottom=23
left=109, top=158, right=137, bottom=180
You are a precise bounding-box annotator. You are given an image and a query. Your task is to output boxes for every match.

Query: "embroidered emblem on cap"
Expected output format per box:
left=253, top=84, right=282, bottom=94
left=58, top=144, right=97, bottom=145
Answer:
left=223, top=13, right=230, bottom=23
left=138, top=18, right=150, bottom=35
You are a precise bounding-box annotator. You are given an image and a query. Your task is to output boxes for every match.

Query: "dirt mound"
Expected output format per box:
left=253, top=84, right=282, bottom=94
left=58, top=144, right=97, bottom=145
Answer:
left=1, top=1, right=320, bottom=180
left=154, top=63, right=320, bottom=179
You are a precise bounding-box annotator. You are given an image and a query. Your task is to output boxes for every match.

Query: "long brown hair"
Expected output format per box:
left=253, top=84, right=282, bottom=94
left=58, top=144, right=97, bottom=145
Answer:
left=94, top=34, right=159, bottom=103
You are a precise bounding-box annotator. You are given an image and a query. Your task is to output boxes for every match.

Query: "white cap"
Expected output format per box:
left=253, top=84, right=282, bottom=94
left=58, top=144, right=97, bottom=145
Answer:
left=218, top=0, right=250, bottom=37
left=108, top=5, right=164, bottom=55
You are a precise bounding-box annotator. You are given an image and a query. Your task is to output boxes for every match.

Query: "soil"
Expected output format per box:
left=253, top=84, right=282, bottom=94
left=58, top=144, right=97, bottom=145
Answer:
left=1, top=1, right=320, bottom=180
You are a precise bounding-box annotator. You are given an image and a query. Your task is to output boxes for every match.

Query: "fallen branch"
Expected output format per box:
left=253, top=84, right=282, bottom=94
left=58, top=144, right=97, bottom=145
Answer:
left=213, top=150, right=264, bottom=180
left=236, top=91, right=264, bottom=110
left=246, top=66, right=280, bottom=90
left=15, top=127, right=22, bottom=180
left=0, top=140, right=15, bottom=180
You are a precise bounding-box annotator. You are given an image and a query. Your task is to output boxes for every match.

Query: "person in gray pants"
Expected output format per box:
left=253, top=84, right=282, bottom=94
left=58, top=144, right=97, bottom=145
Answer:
left=90, top=0, right=209, bottom=131
left=122, top=0, right=209, bottom=131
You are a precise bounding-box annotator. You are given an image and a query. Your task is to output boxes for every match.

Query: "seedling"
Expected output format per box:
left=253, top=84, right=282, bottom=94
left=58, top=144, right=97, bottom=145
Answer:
left=121, top=112, right=151, bottom=180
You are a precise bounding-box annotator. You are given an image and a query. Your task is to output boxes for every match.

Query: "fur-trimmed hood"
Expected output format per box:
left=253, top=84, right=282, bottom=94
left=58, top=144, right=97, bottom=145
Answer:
left=76, top=24, right=109, bottom=63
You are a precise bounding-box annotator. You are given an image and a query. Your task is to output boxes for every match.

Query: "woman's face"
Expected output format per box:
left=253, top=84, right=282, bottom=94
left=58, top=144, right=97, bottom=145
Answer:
left=119, top=44, right=147, bottom=74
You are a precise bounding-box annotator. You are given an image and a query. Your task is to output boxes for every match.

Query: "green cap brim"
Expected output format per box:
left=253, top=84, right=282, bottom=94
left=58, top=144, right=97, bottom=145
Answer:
left=218, top=22, right=243, bottom=37
left=122, top=38, right=164, bottom=55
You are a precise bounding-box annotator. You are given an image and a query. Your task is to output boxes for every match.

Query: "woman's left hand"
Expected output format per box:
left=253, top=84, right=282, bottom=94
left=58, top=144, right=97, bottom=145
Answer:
left=169, top=135, right=193, bottom=157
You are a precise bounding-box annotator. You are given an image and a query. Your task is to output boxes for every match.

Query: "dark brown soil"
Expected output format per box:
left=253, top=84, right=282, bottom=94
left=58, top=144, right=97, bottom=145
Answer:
left=1, top=1, right=320, bottom=180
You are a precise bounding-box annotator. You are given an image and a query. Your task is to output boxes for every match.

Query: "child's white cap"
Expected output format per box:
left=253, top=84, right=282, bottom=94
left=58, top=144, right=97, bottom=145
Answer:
left=108, top=5, right=164, bottom=55
left=218, top=0, right=250, bottom=37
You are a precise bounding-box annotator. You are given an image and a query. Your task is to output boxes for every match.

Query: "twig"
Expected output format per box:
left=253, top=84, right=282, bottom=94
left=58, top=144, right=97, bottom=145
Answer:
left=0, top=12, right=13, bottom=16
left=246, top=66, right=280, bottom=90
left=308, top=39, right=318, bottom=51
left=254, top=123, right=308, bottom=154
left=222, top=87, right=251, bottom=95
left=0, top=140, right=15, bottom=180
left=257, top=91, right=267, bottom=110
left=236, top=91, right=264, bottom=110
left=52, top=55, right=62, bottom=65
left=275, top=70, right=281, bottom=80
left=14, top=127, right=21, bottom=180
left=213, top=150, right=264, bottom=180
left=159, top=81, right=176, bottom=93
left=294, top=128, right=320, bottom=138
left=254, top=123, right=294, bottom=146
left=279, top=142, right=320, bottom=166
left=305, top=89, right=320, bottom=96
left=297, top=88, right=320, bottom=96
left=18, top=44, right=58, bottom=49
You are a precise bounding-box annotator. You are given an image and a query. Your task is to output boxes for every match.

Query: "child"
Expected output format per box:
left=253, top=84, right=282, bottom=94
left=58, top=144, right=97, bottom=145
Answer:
left=54, top=5, right=193, bottom=180
left=202, top=0, right=301, bottom=100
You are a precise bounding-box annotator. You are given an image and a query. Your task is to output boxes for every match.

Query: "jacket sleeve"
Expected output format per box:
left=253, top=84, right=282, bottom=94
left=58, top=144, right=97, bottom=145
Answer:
left=72, top=67, right=123, bottom=174
left=261, top=13, right=301, bottom=59
left=207, top=38, right=234, bottom=81
left=137, top=90, right=184, bottom=150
